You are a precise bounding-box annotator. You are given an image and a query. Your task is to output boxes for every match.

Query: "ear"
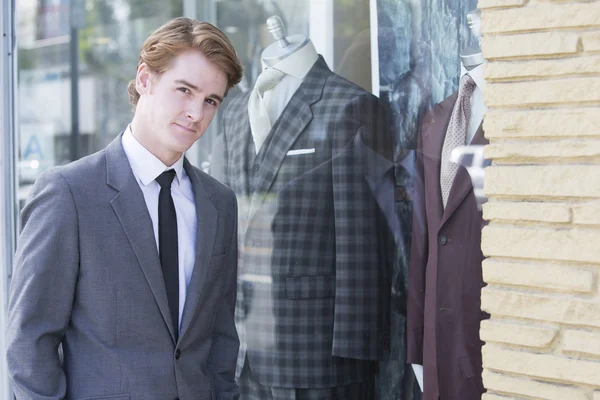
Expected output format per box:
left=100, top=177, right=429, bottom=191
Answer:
left=135, top=63, right=153, bottom=96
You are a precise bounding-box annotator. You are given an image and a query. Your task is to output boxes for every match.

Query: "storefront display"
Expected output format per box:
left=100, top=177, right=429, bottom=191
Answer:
left=217, top=17, right=395, bottom=398
left=5, top=1, right=490, bottom=399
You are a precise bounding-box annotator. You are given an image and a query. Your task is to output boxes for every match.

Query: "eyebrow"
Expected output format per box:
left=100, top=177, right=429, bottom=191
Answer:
left=174, top=79, right=224, bottom=103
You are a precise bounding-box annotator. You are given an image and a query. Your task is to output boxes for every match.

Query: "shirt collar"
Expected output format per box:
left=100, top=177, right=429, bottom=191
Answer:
left=122, top=125, right=185, bottom=186
left=461, top=61, right=485, bottom=92
left=261, top=40, right=319, bottom=80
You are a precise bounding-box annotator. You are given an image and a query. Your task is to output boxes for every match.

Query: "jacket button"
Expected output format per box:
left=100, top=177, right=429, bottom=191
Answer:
left=252, top=164, right=259, bottom=172
left=438, top=235, right=448, bottom=245
left=175, top=349, right=181, bottom=360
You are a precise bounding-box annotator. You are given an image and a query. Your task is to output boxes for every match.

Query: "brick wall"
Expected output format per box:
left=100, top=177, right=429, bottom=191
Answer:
left=478, top=0, right=600, bottom=398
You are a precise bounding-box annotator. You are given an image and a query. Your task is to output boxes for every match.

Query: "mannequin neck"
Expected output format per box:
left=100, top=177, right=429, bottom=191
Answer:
left=262, top=39, right=318, bottom=79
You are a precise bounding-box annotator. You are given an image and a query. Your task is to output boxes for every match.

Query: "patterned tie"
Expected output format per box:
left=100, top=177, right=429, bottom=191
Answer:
left=440, top=74, right=476, bottom=208
left=156, top=170, right=179, bottom=341
left=248, top=68, right=286, bottom=153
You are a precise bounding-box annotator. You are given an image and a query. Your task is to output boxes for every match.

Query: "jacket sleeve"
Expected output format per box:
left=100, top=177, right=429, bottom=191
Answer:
left=331, top=94, right=392, bottom=360
left=406, top=117, right=429, bottom=365
left=208, top=192, right=240, bottom=400
left=6, top=169, right=79, bottom=399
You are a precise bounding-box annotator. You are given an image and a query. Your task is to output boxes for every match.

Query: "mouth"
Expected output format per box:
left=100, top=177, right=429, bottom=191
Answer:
left=173, top=123, right=196, bottom=135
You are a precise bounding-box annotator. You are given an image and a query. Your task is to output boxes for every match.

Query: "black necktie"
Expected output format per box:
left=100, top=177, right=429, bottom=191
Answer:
left=156, top=170, right=179, bottom=341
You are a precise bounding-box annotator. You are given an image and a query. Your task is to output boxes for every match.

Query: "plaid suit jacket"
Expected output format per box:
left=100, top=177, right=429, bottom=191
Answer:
left=220, top=57, right=394, bottom=388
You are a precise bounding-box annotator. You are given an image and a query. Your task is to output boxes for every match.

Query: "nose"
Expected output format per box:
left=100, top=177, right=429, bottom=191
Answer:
left=186, top=100, right=204, bottom=122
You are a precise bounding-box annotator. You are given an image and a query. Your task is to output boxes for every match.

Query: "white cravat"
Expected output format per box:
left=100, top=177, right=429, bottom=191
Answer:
left=248, top=68, right=286, bottom=153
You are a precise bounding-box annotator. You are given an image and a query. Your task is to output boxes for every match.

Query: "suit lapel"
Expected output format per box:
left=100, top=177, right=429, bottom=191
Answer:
left=422, top=93, right=457, bottom=227
left=440, top=122, right=487, bottom=228
left=179, top=159, right=218, bottom=340
left=247, top=57, right=329, bottom=220
left=106, top=134, right=177, bottom=343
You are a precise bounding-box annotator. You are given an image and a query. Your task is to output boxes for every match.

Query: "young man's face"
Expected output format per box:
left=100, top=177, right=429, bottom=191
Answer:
left=135, top=49, right=228, bottom=165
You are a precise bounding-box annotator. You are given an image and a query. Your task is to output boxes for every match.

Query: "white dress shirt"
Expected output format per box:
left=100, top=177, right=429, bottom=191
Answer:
left=260, top=41, right=319, bottom=131
left=460, top=62, right=487, bottom=144
left=122, top=126, right=197, bottom=332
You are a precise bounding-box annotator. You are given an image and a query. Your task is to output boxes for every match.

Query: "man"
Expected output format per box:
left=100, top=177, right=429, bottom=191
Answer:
left=6, top=17, right=243, bottom=400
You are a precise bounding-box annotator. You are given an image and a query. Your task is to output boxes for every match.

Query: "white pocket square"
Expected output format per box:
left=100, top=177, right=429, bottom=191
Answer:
left=287, top=148, right=315, bottom=156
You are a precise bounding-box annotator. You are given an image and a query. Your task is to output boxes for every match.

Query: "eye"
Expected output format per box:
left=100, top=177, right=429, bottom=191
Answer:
left=177, top=87, right=191, bottom=94
left=205, top=98, right=218, bottom=107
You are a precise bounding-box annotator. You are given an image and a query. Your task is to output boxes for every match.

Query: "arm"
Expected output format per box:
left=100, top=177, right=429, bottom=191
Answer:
left=406, top=120, right=429, bottom=366
left=331, top=94, right=392, bottom=360
left=6, top=169, right=79, bottom=399
left=208, top=193, right=240, bottom=400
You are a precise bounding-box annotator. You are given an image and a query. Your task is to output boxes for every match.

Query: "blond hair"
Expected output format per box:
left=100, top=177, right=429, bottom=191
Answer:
left=128, top=17, right=243, bottom=106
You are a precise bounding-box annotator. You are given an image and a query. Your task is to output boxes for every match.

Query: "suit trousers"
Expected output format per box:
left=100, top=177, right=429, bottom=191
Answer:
left=238, top=358, right=374, bottom=400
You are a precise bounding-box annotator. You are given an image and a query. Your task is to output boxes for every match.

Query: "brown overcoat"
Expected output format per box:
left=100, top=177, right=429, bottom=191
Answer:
left=407, top=92, right=489, bottom=400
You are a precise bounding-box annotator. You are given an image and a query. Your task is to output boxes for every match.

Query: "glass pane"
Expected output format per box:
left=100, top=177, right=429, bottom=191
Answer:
left=11, top=0, right=491, bottom=397
left=16, top=0, right=183, bottom=207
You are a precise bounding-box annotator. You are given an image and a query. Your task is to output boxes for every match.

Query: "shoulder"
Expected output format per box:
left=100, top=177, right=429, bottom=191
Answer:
left=27, top=149, right=107, bottom=202
left=189, top=165, right=237, bottom=208
left=44, top=149, right=107, bottom=189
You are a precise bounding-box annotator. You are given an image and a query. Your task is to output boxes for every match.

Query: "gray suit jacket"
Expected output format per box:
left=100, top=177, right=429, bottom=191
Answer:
left=6, top=134, right=240, bottom=400
left=220, top=57, right=394, bottom=388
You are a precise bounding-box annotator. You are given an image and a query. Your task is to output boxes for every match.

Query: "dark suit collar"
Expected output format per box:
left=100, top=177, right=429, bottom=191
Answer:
left=106, top=132, right=133, bottom=191
left=470, top=124, right=486, bottom=146
left=439, top=114, right=487, bottom=228
left=295, top=55, right=330, bottom=105
left=179, top=159, right=218, bottom=341
left=422, top=93, right=458, bottom=225
left=106, top=133, right=178, bottom=343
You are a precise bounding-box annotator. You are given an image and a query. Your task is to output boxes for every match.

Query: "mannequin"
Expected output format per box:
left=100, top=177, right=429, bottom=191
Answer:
left=407, top=8, right=489, bottom=400
left=220, top=15, right=394, bottom=400
left=460, top=9, right=486, bottom=145
left=256, top=16, right=318, bottom=138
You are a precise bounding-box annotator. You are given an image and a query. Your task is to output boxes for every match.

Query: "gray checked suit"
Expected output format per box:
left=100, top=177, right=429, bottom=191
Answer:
left=6, top=133, right=240, bottom=400
left=219, top=57, right=395, bottom=391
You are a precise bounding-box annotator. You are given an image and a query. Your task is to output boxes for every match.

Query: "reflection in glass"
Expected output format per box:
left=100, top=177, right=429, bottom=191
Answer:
left=16, top=0, right=182, bottom=207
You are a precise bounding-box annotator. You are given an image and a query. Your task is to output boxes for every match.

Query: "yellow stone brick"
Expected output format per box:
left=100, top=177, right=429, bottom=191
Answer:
left=482, top=259, right=593, bottom=293
left=572, top=203, right=600, bottom=225
left=582, top=32, right=600, bottom=52
left=484, top=166, right=600, bottom=198
left=481, top=288, right=600, bottom=327
left=480, top=320, right=558, bottom=347
left=485, top=78, right=600, bottom=108
left=484, top=108, right=600, bottom=138
left=479, top=0, right=525, bottom=10
left=482, top=370, right=588, bottom=400
left=483, top=345, right=600, bottom=386
left=484, top=56, right=600, bottom=81
left=482, top=32, right=578, bottom=60
left=563, top=330, right=600, bottom=357
left=482, top=224, right=600, bottom=264
left=483, top=202, right=570, bottom=223
left=484, top=140, right=600, bottom=161
left=482, top=394, right=518, bottom=400
left=482, top=3, right=600, bottom=34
